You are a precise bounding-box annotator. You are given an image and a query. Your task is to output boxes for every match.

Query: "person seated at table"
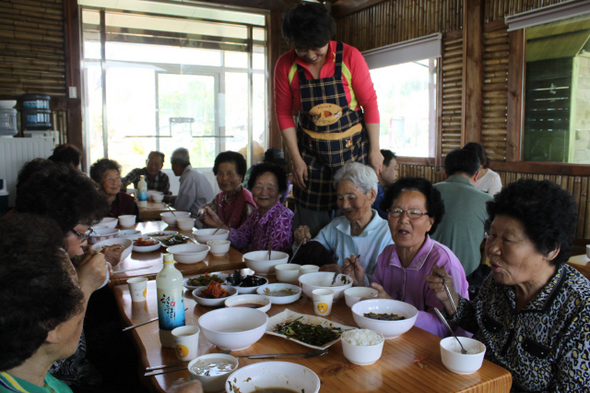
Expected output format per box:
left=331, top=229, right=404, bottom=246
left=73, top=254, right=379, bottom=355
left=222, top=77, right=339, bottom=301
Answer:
left=90, top=158, right=139, bottom=218
left=204, top=151, right=256, bottom=229
left=48, top=144, right=83, bottom=170
left=426, top=179, right=590, bottom=391
left=120, top=151, right=171, bottom=194
left=463, top=142, right=502, bottom=196
left=293, top=163, right=393, bottom=284
left=0, top=213, right=98, bottom=393
left=373, top=149, right=398, bottom=219
left=243, top=147, right=291, bottom=202
left=343, top=177, right=470, bottom=337
left=202, top=162, right=293, bottom=253
left=169, top=148, right=215, bottom=228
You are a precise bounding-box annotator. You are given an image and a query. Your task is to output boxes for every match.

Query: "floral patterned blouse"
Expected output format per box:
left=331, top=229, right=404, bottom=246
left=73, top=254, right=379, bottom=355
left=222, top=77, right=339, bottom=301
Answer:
left=229, top=201, right=293, bottom=253
left=450, top=264, right=590, bottom=392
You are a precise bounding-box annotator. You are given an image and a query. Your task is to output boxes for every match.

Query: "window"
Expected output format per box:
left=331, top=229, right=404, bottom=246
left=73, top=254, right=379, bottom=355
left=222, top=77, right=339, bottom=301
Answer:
left=79, top=0, right=268, bottom=176
left=363, top=34, right=440, bottom=158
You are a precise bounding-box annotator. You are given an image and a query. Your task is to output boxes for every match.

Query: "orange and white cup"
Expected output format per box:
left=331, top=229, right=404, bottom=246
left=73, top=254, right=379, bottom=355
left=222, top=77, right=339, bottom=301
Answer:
left=127, top=277, right=147, bottom=302
left=312, top=288, right=334, bottom=316
left=172, top=326, right=200, bottom=361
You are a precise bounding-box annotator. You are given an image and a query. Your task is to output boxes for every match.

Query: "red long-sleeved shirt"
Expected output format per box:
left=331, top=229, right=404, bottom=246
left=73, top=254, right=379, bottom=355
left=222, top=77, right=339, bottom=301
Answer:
left=274, top=41, right=379, bottom=131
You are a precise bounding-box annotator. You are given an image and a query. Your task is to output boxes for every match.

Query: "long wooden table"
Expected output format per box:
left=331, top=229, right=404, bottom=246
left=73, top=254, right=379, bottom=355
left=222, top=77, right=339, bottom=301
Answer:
left=138, top=201, right=172, bottom=221
left=567, top=254, right=590, bottom=280
left=108, top=221, right=246, bottom=286
left=113, top=280, right=512, bottom=393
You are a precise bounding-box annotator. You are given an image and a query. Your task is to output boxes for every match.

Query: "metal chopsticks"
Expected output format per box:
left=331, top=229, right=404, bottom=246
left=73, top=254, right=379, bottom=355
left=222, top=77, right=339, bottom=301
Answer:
left=121, top=317, right=158, bottom=332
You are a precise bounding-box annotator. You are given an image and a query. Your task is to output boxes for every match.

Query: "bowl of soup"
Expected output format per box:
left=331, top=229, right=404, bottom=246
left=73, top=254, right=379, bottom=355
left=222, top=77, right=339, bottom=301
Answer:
left=225, top=361, right=320, bottom=393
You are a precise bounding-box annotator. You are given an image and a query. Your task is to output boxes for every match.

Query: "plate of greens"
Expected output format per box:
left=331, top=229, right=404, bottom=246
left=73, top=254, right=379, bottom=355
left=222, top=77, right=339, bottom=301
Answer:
left=266, top=309, right=354, bottom=350
left=158, top=234, right=193, bottom=247
left=183, top=273, right=229, bottom=290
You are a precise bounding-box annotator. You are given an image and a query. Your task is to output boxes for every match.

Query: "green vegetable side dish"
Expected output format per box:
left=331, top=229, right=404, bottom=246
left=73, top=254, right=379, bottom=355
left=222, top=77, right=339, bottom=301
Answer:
left=187, top=274, right=225, bottom=287
left=273, top=316, right=343, bottom=346
left=364, top=312, right=406, bottom=321
left=161, top=234, right=191, bottom=246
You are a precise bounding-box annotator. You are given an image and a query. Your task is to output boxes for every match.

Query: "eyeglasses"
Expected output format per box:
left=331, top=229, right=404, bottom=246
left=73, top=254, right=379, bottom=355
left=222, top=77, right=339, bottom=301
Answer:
left=386, top=208, right=429, bottom=220
left=71, top=227, right=92, bottom=241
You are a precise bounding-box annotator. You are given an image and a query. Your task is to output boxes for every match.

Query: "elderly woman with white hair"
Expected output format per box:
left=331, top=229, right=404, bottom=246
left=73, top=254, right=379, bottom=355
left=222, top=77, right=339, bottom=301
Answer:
left=293, top=162, right=392, bottom=283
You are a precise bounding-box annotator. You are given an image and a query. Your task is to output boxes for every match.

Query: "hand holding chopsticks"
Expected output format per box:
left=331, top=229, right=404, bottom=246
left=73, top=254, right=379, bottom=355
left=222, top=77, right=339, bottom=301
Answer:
left=426, top=265, right=459, bottom=315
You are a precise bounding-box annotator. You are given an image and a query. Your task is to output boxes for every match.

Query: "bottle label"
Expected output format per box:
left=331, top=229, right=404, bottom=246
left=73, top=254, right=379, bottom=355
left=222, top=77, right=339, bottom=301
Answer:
left=138, top=191, right=147, bottom=202
left=157, top=287, right=185, bottom=330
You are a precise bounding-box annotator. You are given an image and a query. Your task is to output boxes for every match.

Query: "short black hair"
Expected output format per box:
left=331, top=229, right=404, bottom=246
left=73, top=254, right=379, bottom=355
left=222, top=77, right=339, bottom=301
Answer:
left=49, top=144, right=82, bottom=167
left=90, top=158, right=121, bottom=184
left=282, top=3, right=336, bottom=49
left=463, top=142, right=489, bottom=168
left=16, top=162, right=108, bottom=232
left=380, top=177, right=445, bottom=234
left=248, top=162, right=288, bottom=195
left=486, top=179, right=577, bottom=266
left=148, top=151, right=165, bottom=164
left=381, top=149, right=398, bottom=167
left=444, top=148, right=480, bottom=177
left=213, top=151, right=247, bottom=178
left=0, top=213, right=85, bottom=370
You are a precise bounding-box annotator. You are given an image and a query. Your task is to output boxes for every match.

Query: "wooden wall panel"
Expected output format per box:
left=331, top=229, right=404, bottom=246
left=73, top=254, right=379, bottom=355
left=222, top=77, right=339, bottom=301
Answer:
left=441, top=32, right=463, bottom=156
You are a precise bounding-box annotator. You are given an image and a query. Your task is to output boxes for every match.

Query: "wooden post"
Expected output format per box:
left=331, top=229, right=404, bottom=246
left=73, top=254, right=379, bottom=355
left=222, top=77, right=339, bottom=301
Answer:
left=462, top=0, right=484, bottom=145
left=63, top=0, right=83, bottom=156
left=506, top=28, right=523, bottom=162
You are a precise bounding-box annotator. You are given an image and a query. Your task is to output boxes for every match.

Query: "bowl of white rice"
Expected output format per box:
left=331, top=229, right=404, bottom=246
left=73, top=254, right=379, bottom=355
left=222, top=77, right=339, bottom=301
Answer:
left=341, top=329, right=385, bottom=366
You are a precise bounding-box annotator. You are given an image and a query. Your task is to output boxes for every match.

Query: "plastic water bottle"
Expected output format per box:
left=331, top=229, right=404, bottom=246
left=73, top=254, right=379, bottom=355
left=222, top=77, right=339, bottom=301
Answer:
left=137, top=175, right=148, bottom=207
left=156, top=253, right=185, bottom=348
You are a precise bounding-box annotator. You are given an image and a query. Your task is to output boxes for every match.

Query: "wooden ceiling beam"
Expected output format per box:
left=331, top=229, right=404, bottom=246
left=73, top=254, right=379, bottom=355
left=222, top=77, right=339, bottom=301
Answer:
left=331, top=0, right=387, bottom=18
left=195, top=0, right=297, bottom=11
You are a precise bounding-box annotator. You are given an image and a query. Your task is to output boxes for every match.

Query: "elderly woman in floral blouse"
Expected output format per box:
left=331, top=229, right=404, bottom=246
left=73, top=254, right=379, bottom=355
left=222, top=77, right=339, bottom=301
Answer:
left=427, top=179, right=590, bottom=392
left=202, top=162, right=293, bottom=253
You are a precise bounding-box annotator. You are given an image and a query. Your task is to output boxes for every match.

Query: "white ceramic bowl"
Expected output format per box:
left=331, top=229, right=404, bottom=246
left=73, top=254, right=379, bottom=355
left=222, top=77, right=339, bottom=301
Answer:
left=193, top=228, right=230, bottom=244
left=0, top=100, right=17, bottom=109
left=192, top=285, right=238, bottom=307
left=177, top=217, right=195, bottom=231
left=167, top=244, right=210, bottom=264
left=351, top=299, right=418, bottom=339
left=256, top=283, right=301, bottom=305
left=226, top=361, right=320, bottom=393
left=91, top=238, right=133, bottom=262
left=188, top=353, right=239, bottom=393
left=341, top=329, right=385, bottom=365
left=88, top=228, right=120, bottom=244
left=206, top=240, right=231, bottom=256
left=160, top=211, right=191, bottom=227
left=117, top=229, right=141, bottom=238
left=440, top=336, right=486, bottom=374
left=299, top=264, right=320, bottom=275
left=274, top=263, right=301, bottom=284
left=344, top=287, right=379, bottom=308
left=98, top=217, right=118, bottom=228
left=224, top=294, right=272, bottom=313
left=298, top=272, right=353, bottom=301
left=152, top=193, right=164, bottom=203
left=118, top=215, right=136, bottom=227
left=198, top=307, right=268, bottom=350
left=132, top=237, right=161, bottom=253
left=243, top=251, right=289, bottom=275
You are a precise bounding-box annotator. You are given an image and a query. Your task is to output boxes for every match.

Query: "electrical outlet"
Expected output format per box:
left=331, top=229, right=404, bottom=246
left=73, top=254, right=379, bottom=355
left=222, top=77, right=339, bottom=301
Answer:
left=69, top=86, right=77, bottom=99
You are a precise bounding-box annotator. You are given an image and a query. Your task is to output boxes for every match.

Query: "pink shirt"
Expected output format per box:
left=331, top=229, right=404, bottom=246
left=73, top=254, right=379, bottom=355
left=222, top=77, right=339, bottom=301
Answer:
left=274, top=41, right=379, bottom=131
left=372, top=236, right=470, bottom=338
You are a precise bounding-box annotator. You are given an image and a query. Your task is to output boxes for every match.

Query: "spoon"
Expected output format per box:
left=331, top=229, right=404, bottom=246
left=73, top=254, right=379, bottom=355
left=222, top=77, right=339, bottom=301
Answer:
left=212, top=223, right=224, bottom=235
left=166, top=204, right=177, bottom=217
left=434, top=308, right=467, bottom=354
left=267, top=241, right=273, bottom=260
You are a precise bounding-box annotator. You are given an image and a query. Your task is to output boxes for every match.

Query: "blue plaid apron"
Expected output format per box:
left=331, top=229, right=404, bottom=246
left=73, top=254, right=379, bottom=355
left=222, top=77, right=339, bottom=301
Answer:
left=294, top=41, right=369, bottom=211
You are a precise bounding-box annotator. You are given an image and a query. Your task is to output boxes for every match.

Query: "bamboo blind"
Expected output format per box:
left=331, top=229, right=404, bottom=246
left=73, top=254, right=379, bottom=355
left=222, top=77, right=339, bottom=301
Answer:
left=481, top=22, right=509, bottom=161
left=483, top=0, right=576, bottom=23
left=441, top=32, right=463, bottom=156
left=0, top=0, right=67, bottom=97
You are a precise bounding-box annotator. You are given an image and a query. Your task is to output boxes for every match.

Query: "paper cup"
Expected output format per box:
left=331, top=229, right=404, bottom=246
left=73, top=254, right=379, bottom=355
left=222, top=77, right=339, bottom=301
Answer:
left=172, top=326, right=200, bottom=361
left=127, top=277, right=147, bottom=302
left=312, top=288, right=334, bottom=316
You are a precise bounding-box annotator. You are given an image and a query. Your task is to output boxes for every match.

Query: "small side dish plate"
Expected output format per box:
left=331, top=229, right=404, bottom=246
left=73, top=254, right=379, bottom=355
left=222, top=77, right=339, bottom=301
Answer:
left=256, top=283, right=301, bottom=304
left=183, top=273, right=229, bottom=291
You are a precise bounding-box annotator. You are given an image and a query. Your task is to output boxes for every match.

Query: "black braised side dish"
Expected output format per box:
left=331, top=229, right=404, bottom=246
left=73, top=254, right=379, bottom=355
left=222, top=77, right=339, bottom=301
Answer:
left=225, top=270, right=266, bottom=287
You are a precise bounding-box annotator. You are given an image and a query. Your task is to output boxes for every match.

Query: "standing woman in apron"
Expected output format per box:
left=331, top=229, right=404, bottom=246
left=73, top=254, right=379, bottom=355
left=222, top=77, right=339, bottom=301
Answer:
left=274, top=3, right=383, bottom=237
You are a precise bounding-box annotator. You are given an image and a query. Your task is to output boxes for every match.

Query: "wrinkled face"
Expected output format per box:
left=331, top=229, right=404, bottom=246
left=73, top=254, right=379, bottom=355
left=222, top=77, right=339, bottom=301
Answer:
left=146, top=153, right=164, bottom=176
left=336, top=180, right=376, bottom=224
left=216, top=162, right=242, bottom=194
left=381, top=158, right=399, bottom=186
left=387, top=190, right=433, bottom=252
left=295, top=43, right=330, bottom=65
left=101, top=169, right=121, bottom=197
left=65, top=224, right=90, bottom=258
left=485, top=215, right=554, bottom=286
left=251, top=172, right=280, bottom=213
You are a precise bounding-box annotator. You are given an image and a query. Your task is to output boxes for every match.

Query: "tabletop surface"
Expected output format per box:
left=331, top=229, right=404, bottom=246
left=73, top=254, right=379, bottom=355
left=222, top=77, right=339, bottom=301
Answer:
left=107, top=221, right=246, bottom=286
left=113, top=280, right=512, bottom=393
left=138, top=201, right=172, bottom=221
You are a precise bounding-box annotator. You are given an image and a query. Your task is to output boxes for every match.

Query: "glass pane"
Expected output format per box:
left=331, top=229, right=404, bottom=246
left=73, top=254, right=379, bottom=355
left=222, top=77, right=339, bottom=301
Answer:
left=224, top=52, right=248, bottom=68
left=107, top=42, right=221, bottom=67
left=371, top=60, right=434, bottom=158
left=253, top=73, right=266, bottom=147
left=253, top=45, right=265, bottom=70
left=158, top=73, right=216, bottom=169
left=225, top=72, right=251, bottom=156
left=84, top=62, right=104, bottom=166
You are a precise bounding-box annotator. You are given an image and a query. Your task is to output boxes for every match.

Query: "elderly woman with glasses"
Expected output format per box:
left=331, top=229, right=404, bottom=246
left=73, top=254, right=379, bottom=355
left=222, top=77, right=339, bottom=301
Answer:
left=293, top=162, right=392, bottom=283
left=343, top=177, right=469, bottom=337
left=426, top=179, right=590, bottom=391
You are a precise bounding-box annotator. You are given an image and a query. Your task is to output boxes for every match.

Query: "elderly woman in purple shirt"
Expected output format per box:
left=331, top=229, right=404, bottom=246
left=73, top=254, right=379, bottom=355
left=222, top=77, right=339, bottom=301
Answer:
left=343, top=177, right=469, bottom=337
left=203, top=162, right=293, bottom=253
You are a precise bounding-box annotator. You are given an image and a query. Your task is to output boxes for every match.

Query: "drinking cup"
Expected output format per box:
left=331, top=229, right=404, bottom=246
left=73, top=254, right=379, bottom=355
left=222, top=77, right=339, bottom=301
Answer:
left=118, top=215, right=136, bottom=227
left=312, top=288, right=334, bottom=316
left=172, top=326, right=200, bottom=361
left=127, top=277, right=147, bottom=302
left=586, top=244, right=590, bottom=259
left=299, top=264, right=320, bottom=276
